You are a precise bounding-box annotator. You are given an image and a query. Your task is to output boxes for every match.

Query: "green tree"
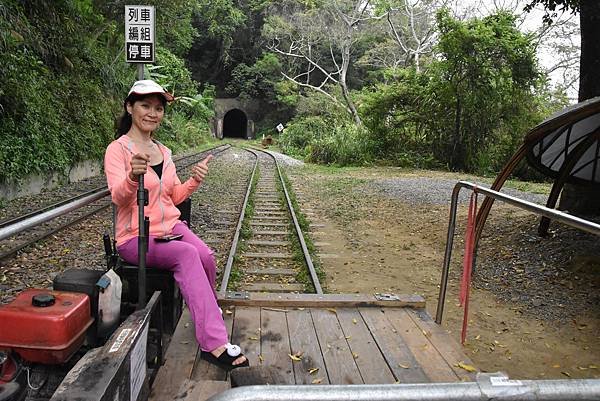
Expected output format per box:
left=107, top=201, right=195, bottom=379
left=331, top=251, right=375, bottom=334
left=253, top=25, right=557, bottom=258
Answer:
left=425, top=9, right=541, bottom=172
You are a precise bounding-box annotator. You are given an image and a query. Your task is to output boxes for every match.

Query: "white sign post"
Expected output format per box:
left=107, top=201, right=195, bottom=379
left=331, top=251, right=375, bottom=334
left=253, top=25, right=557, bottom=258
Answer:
left=125, top=5, right=155, bottom=65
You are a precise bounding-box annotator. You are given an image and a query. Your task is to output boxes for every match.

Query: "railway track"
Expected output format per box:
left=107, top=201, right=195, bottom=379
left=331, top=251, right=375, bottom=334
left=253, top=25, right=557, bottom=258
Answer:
left=0, top=145, right=231, bottom=262
left=198, top=147, right=323, bottom=296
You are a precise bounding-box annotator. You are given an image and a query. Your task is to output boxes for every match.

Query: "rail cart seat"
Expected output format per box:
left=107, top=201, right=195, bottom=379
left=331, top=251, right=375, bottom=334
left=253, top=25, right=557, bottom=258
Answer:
left=112, top=198, right=190, bottom=335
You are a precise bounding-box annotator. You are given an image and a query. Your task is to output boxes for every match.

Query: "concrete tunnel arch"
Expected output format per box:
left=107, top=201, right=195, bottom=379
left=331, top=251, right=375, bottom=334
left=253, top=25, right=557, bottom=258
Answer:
left=222, top=108, right=248, bottom=139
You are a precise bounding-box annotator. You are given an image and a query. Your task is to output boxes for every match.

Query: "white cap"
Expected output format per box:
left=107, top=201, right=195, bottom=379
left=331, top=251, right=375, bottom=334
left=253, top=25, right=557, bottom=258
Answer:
left=127, top=80, right=174, bottom=102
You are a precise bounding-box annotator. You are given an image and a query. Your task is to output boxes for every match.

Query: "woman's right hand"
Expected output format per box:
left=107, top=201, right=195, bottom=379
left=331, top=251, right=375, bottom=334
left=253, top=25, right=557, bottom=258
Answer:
left=129, top=153, right=150, bottom=182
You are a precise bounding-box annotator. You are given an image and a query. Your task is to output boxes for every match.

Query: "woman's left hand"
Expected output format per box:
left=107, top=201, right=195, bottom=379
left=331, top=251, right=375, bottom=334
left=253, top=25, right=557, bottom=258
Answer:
left=191, top=155, right=213, bottom=184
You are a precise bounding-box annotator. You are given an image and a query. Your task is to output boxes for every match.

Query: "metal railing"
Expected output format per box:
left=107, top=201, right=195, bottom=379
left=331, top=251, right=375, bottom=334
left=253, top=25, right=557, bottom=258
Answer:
left=207, top=372, right=600, bottom=401
left=0, top=189, right=110, bottom=242
left=435, top=181, right=600, bottom=324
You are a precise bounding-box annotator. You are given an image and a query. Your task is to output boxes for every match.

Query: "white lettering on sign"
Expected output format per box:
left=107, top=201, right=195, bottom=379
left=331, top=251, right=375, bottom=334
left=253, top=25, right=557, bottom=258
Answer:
left=125, top=5, right=155, bottom=63
left=130, top=323, right=149, bottom=401
left=489, top=376, right=523, bottom=386
left=109, top=328, right=132, bottom=353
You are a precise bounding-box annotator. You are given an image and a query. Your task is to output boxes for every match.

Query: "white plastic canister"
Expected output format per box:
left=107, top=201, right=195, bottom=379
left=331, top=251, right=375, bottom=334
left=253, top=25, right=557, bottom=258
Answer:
left=97, top=269, right=122, bottom=337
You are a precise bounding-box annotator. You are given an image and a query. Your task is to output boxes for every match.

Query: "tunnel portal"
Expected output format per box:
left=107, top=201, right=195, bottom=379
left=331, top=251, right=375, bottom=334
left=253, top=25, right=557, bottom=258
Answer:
left=222, top=108, right=248, bottom=138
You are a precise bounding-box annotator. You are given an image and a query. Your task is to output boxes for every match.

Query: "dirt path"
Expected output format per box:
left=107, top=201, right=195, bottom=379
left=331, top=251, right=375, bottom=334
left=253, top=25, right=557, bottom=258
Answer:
left=289, top=165, right=600, bottom=380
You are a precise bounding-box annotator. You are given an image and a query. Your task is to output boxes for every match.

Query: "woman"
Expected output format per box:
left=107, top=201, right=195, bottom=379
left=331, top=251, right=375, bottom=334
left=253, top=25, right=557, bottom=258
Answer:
left=104, top=79, right=248, bottom=370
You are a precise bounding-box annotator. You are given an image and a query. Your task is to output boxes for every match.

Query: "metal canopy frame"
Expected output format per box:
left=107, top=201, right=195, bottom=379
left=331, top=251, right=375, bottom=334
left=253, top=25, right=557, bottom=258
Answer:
left=476, top=96, right=600, bottom=241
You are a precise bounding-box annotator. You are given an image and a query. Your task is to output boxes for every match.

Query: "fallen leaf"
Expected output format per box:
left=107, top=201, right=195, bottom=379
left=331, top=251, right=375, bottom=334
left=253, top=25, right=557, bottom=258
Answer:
left=589, top=365, right=598, bottom=369
left=456, top=362, right=477, bottom=372
left=345, top=336, right=351, bottom=339
left=312, top=378, right=323, bottom=384
left=289, top=354, right=302, bottom=361
left=352, top=318, right=358, bottom=324
left=308, top=368, right=319, bottom=375
left=258, top=355, right=264, bottom=363
left=552, top=364, right=561, bottom=368
left=249, top=336, right=259, bottom=341
left=398, top=363, right=410, bottom=369
left=326, top=308, right=337, bottom=314
left=180, top=341, right=189, bottom=345
left=352, top=352, right=359, bottom=359
left=475, top=335, right=481, bottom=340
left=224, top=309, right=233, bottom=315
left=561, top=371, right=571, bottom=378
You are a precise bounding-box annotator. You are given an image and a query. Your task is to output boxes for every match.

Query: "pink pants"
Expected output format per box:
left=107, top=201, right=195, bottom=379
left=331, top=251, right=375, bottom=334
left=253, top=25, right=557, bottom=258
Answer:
left=118, top=222, right=227, bottom=352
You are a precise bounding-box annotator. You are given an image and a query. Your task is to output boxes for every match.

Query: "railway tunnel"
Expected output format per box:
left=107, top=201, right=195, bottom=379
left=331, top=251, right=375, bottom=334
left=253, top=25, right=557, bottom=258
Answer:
left=213, top=98, right=259, bottom=140
left=222, top=108, right=247, bottom=138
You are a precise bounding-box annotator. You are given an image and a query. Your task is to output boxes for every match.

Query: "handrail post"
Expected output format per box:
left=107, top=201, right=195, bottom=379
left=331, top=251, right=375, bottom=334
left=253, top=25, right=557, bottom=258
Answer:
left=435, top=184, right=462, bottom=324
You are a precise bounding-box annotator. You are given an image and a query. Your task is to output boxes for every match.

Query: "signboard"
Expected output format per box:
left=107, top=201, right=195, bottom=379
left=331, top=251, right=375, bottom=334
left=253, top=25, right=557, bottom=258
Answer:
left=125, top=5, right=155, bottom=63
left=276, top=123, right=284, bottom=133
left=130, top=323, right=148, bottom=401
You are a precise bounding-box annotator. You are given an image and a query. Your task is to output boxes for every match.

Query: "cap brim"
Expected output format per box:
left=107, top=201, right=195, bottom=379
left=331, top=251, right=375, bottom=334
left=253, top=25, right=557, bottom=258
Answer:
left=129, top=90, right=174, bottom=103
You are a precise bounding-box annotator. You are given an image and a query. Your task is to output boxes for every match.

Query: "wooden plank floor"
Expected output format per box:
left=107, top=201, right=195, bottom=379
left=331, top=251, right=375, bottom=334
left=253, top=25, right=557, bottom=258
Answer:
left=150, top=295, right=477, bottom=401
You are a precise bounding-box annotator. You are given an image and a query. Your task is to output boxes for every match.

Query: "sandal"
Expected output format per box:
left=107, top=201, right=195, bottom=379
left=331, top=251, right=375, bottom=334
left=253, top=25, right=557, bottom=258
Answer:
left=201, top=343, right=250, bottom=371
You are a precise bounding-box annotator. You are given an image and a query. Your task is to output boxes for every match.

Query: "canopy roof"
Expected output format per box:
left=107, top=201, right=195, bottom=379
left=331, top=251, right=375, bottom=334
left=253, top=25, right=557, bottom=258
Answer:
left=525, top=96, right=600, bottom=187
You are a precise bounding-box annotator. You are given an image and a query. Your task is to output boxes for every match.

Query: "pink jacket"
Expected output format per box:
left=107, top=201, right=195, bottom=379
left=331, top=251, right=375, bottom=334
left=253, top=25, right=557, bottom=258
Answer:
left=104, top=135, right=200, bottom=246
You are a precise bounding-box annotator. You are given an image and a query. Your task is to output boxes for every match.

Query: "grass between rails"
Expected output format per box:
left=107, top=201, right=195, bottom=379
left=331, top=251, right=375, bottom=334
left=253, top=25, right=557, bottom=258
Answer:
left=228, top=164, right=260, bottom=291
left=277, top=168, right=326, bottom=293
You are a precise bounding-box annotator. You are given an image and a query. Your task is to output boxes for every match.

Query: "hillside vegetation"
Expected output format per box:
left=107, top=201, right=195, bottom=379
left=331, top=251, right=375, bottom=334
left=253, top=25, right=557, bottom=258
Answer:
left=0, top=0, right=574, bottom=185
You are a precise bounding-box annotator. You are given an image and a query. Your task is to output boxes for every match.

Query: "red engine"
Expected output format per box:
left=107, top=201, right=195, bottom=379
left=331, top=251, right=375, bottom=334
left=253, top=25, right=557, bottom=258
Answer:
left=0, top=289, right=93, bottom=365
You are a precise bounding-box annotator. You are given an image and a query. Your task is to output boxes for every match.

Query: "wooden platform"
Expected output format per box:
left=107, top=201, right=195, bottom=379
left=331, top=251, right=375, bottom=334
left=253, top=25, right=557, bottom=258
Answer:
left=149, top=293, right=476, bottom=401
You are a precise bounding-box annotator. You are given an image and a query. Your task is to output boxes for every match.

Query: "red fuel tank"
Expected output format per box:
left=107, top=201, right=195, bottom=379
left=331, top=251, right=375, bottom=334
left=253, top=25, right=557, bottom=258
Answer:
left=0, top=289, right=93, bottom=364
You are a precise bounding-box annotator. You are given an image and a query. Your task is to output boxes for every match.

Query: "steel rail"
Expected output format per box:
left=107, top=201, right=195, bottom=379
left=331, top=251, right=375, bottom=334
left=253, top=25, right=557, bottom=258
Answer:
left=261, top=149, right=323, bottom=294
left=0, top=186, right=108, bottom=229
left=435, top=180, right=600, bottom=324
left=0, top=200, right=112, bottom=261
left=206, top=373, right=600, bottom=401
left=218, top=148, right=259, bottom=295
left=0, top=189, right=111, bottom=242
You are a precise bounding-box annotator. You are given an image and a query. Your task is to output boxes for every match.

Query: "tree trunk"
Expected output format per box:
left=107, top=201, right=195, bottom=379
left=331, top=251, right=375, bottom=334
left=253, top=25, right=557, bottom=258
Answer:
left=577, top=0, right=600, bottom=102
left=559, top=0, right=600, bottom=215
left=340, top=38, right=362, bottom=126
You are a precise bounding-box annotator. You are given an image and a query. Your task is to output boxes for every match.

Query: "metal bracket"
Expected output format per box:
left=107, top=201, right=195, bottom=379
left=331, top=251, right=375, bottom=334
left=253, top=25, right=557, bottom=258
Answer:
left=226, top=291, right=250, bottom=300
left=374, top=293, right=400, bottom=301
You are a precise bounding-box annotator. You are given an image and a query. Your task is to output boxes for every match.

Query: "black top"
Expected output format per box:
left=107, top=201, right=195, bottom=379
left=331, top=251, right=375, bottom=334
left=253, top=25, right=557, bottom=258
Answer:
left=151, top=161, right=163, bottom=179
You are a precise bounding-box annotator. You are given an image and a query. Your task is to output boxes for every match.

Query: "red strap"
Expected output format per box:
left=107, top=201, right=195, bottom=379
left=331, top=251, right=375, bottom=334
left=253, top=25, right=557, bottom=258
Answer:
left=459, top=189, right=478, bottom=344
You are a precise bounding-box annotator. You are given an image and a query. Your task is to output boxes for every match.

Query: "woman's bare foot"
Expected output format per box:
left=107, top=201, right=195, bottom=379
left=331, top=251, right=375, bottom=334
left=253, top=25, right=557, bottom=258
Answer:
left=211, top=344, right=247, bottom=366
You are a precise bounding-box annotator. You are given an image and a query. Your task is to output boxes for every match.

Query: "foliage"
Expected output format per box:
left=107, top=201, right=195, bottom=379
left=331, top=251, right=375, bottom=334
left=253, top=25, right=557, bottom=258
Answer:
left=0, top=0, right=213, bottom=185
left=280, top=91, right=373, bottom=165
left=358, top=69, right=429, bottom=159
left=0, top=1, right=119, bottom=182
left=188, top=0, right=271, bottom=93
left=94, top=0, right=200, bottom=57
left=524, top=0, right=580, bottom=24
left=422, top=9, right=542, bottom=173
left=331, top=9, right=555, bottom=174
left=150, top=48, right=199, bottom=100
left=225, top=53, right=281, bottom=101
